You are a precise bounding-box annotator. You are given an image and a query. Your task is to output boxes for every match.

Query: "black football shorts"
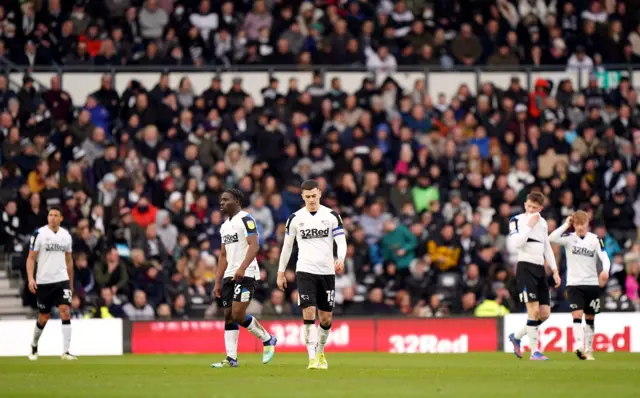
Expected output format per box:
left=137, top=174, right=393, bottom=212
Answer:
left=567, top=285, right=601, bottom=315
left=516, top=262, right=550, bottom=306
left=218, top=277, right=257, bottom=308
left=36, top=280, right=72, bottom=314
left=296, top=271, right=336, bottom=312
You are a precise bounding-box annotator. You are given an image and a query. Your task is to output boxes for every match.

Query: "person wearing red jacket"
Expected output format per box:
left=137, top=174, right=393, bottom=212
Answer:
left=529, top=79, right=551, bottom=120
left=131, top=196, right=158, bottom=229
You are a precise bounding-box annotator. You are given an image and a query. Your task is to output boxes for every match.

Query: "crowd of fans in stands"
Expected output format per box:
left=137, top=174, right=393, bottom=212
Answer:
left=2, top=0, right=640, bottom=69
left=0, top=0, right=639, bottom=320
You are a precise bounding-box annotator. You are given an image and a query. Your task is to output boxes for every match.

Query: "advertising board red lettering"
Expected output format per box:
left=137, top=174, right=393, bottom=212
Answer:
left=537, top=326, right=631, bottom=353
left=132, top=318, right=497, bottom=354
left=504, top=314, right=638, bottom=353
left=260, top=320, right=375, bottom=352
left=376, top=319, right=497, bottom=353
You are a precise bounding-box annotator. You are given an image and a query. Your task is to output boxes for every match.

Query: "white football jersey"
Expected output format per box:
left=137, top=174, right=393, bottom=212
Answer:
left=549, top=224, right=610, bottom=286
left=286, top=205, right=344, bottom=275
left=508, top=213, right=557, bottom=270
left=221, top=210, right=260, bottom=280
left=30, top=225, right=72, bottom=284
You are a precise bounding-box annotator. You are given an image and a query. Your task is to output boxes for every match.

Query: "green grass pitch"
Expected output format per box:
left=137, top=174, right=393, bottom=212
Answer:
left=0, top=353, right=638, bottom=397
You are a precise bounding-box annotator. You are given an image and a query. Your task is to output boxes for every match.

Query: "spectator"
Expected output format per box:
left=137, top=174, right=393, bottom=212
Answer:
left=132, top=196, right=159, bottom=230
left=172, top=293, right=189, bottom=319
left=380, top=218, right=417, bottom=271
left=190, top=0, right=218, bottom=42
left=625, top=258, right=640, bottom=306
left=243, top=0, right=272, bottom=41
left=139, top=0, right=169, bottom=41
left=43, top=76, right=72, bottom=122
left=27, top=160, right=48, bottom=194
left=82, top=127, right=107, bottom=167
left=602, top=279, right=636, bottom=312
left=362, top=288, right=396, bottom=315
left=24, top=192, right=47, bottom=234
left=262, top=289, right=292, bottom=317
left=442, top=190, right=473, bottom=223
left=123, top=290, right=156, bottom=320
left=404, top=259, right=436, bottom=305
left=451, top=24, right=482, bottom=65
left=412, top=174, right=439, bottom=213
left=249, top=195, right=274, bottom=240
left=566, top=45, right=594, bottom=71
left=604, top=190, right=636, bottom=245
left=105, top=0, right=132, bottom=21
left=73, top=252, right=95, bottom=297
left=156, top=209, right=178, bottom=255
left=94, top=247, right=129, bottom=295
left=134, top=252, right=166, bottom=307
left=1, top=200, right=21, bottom=252
left=359, top=202, right=391, bottom=246
left=157, top=303, right=172, bottom=320
left=427, top=224, right=461, bottom=272
left=488, top=43, right=520, bottom=66
left=366, top=45, right=397, bottom=72
left=87, top=287, right=127, bottom=318
left=415, top=294, right=449, bottom=317
left=474, top=289, right=510, bottom=317
left=69, top=293, right=88, bottom=319
left=84, top=95, right=110, bottom=133
left=507, top=159, right=535, bottom=194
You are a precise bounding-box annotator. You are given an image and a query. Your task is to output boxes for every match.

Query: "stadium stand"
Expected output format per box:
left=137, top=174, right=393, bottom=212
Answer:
left=0, top=0, right=639, bottom=320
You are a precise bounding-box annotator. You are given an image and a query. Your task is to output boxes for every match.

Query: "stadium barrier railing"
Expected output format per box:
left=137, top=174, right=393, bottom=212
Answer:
left=0, top=314, right=637, bottom=357
left=1, top=62, right=638, bottom=108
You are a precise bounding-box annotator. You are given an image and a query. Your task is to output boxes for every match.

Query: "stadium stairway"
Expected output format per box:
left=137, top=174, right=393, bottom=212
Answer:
left=0, top=257, right=32, bottom=319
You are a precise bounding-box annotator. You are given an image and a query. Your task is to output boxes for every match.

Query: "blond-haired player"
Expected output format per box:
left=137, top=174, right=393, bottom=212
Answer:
left=548, top=210, right=610, bottom=360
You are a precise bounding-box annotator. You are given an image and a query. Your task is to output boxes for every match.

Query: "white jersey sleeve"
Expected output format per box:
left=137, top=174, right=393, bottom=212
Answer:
left=548, top=222, right=572, bottom=246
left=331, top=211, right=347, bottom=261
left=596, top=235, right=611, bottom=275
left=278, top=214, right=298, bottom=272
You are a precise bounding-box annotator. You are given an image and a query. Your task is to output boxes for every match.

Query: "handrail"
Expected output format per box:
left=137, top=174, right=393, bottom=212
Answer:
left=0, top=62, right=639, bottom=73
left=0, top=57, right=51, bottom=91
left=2, top=62, right=636, bottom=106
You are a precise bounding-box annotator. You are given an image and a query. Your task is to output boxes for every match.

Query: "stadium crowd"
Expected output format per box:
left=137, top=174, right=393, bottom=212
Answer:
left=0, top=0, right=639, bottom=320
left=2, top=0, right=640, bottom=69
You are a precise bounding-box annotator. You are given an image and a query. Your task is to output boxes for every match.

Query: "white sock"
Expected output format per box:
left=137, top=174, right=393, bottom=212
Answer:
left=585, top=321, right=595, bottom=353
left=224, top=324, right=239, bottom=360
left=303, top=322, right=317, bottom=360
left=572, top=319, right=584, bottom=351
left=526, top=320, right=539, bottom=354
left=62, top=320, right=72, bottom=353
left=244, top=315, right=271, bottom=343
left=317, top=324, right=331, bottom=354
left=32, top=321, right=45, bottom=347
left=514, top=325, right=527, bottom=340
